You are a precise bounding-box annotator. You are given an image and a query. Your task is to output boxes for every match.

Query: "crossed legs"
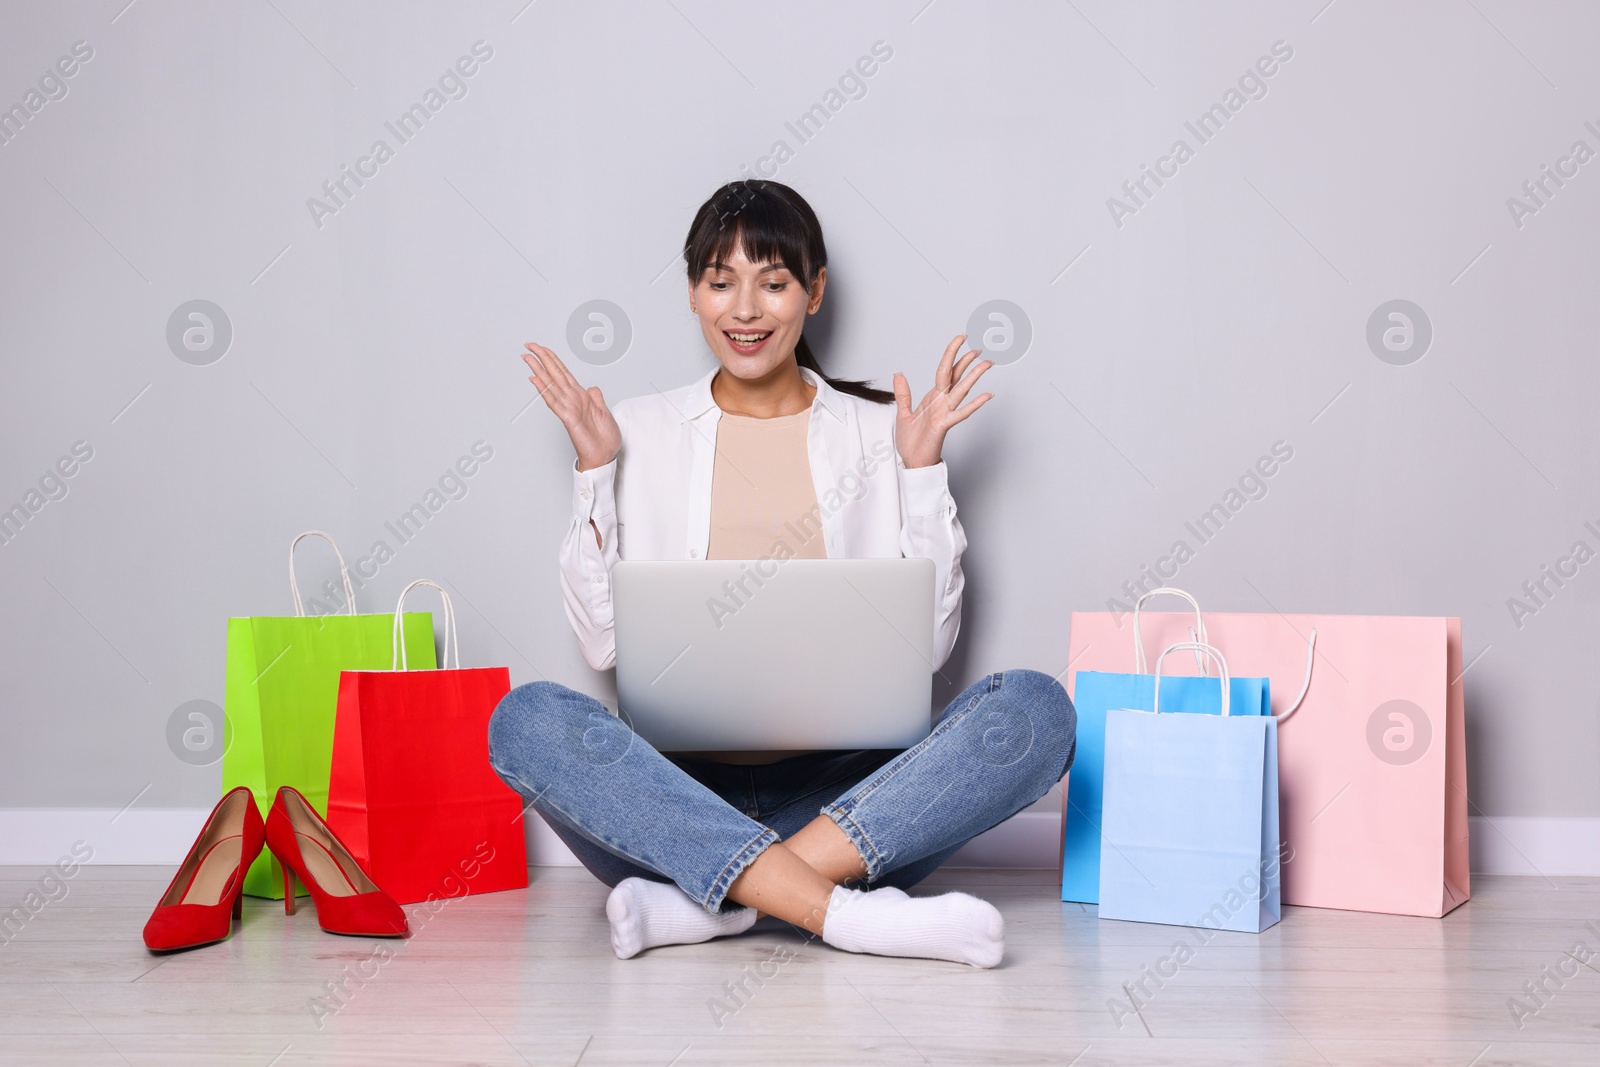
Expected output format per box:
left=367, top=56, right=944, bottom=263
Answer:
left=487, top=670, right=1076, bottom=966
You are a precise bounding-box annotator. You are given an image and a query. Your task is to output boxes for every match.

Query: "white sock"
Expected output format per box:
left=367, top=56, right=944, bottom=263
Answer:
left=606, top=877, right=758, bottom=959
left=820, top=884, right=1005, bottom=968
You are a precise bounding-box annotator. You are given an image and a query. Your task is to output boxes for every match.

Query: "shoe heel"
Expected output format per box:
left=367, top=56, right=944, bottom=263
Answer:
left=265, top=786, right=409, bottom=938
left=232, top=891, right=243, bottom=921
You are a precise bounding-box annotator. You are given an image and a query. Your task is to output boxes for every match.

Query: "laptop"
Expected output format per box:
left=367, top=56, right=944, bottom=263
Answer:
left=612, top=558, right=935, bottom=752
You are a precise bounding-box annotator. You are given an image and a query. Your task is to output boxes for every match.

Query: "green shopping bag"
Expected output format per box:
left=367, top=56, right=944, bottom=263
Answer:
left=223, top=530, right=435, bottom=898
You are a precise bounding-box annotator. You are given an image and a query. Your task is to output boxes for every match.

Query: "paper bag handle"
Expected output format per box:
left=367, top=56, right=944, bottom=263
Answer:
left=1276, top=628, right=1318, bottom=724
left=1133, top=587, right=1209, bottom=675
left=289, top=530, right=357, bottom=617
left=1153, top=641, right=1230, bottom=716
left=392, top=579, right=459, bottom=671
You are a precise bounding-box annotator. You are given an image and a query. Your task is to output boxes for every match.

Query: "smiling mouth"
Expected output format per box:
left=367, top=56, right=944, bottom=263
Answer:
left=723, top=330, right=773, bottom=353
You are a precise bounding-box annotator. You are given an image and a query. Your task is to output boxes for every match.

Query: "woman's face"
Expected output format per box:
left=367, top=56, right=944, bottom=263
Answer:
left=690, top=244, right=824, bottom=382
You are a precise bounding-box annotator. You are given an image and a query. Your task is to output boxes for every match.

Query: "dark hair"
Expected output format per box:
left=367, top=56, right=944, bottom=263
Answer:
left=684, top=180, right=893, bottom=404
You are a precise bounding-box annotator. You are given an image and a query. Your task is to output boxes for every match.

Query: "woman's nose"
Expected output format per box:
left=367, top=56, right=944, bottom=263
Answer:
left=731, top=284, right=761, bottom=321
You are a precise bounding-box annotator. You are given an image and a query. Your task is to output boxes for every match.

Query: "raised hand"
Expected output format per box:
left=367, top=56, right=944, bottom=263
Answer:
left=522, top=343, right=621, bottom=471
left=891, top=334, right=994, bottom=469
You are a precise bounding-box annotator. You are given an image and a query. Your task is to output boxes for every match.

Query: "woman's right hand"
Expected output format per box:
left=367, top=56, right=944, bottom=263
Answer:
left=522, top=343, right=621, bottom=471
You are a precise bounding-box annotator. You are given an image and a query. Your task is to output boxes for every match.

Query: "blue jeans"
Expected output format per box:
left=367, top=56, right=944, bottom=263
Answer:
left=486, top=669, right=1076, bottom=913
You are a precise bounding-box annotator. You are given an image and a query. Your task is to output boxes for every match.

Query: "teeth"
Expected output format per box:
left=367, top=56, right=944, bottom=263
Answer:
left=727, top=332, right=769, bottom=343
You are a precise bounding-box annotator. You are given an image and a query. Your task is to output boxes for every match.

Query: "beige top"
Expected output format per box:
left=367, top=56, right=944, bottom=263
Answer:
left=693, top=407, right=826, bottom=765
left=706, top=409, right=828, bottom=563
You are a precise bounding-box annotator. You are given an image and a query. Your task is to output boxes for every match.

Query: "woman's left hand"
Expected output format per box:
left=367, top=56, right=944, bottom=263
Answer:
left=892, top=334, right=995, bottom=469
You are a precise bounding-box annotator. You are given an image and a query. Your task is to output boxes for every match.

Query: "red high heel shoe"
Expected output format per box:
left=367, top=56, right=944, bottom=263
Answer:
left=265, top=786, right=408, bottom=938
left=142, top=786, right=264, bottom=952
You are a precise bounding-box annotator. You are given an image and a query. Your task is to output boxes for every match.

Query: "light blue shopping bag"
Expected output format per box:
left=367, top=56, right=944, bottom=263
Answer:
left=1061, top=590, right=1269, bottom=905
left=1097, top=642, right=1281, bottom=933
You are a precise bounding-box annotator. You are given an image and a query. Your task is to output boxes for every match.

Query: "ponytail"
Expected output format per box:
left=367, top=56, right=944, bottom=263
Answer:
left=795, top=335, right=893, bottom=404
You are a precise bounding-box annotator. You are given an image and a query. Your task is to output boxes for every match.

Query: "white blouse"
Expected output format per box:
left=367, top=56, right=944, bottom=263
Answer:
left=559, top=364, right=968, bottom=673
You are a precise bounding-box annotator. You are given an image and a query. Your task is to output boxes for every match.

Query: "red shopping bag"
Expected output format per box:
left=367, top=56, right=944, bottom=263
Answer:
left=327, top=580, right=528, bottom=904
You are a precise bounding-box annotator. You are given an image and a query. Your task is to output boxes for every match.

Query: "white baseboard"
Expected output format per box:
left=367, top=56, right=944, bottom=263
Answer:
left=0, top=808, right=230, bottom=866
left=1467, top=816, right=1600, bottom=877
left=935, top=812, right=1600, bottom=878
left=932, top=812, right=1600, bottom=878
left=5, top=808, right=1598, bottom=877
left=524, top=809, right=1052, bottom=868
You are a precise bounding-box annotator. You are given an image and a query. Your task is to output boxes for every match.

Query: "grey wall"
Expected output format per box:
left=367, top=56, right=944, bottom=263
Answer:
left=1, top=1, right=1595, bottom=822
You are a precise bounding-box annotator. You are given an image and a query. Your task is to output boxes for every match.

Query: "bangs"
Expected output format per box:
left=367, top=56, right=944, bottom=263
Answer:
left=684, top=181, right=820, bottom=284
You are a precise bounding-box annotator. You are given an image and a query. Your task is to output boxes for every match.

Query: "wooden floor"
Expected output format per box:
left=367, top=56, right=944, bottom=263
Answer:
left=2, top=866, right=1598, bottom=1065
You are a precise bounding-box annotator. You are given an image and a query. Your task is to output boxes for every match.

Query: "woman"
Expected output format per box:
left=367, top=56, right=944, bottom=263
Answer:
left=488, top=180, right=1075, bottom=968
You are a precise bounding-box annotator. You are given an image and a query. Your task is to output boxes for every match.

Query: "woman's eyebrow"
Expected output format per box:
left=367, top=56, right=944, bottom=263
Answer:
left=706, top=259, right=789, bottom=274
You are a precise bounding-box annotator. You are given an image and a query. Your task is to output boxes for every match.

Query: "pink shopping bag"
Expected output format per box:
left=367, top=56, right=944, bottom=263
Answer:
left=1067, top=597, right=1468, bottom=917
